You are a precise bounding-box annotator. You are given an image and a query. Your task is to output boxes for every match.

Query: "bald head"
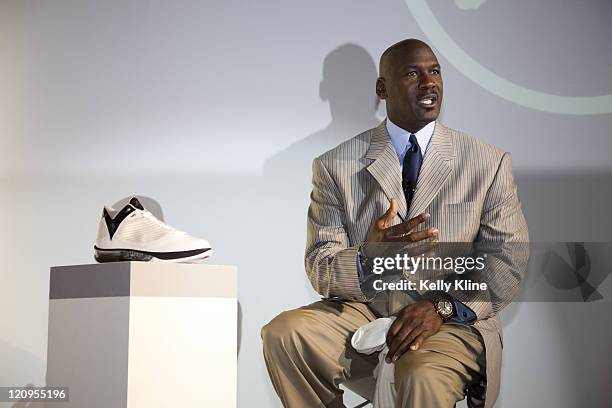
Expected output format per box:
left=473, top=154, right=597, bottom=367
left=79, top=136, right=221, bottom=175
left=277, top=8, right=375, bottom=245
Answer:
left=376, top=39, right=443, bottom=133
left=379, top=39, right=435, bottom=77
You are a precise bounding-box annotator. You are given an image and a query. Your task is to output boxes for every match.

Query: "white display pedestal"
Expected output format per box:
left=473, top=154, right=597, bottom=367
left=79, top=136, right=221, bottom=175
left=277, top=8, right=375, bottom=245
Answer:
left=46, top=262, right=237, bottom=408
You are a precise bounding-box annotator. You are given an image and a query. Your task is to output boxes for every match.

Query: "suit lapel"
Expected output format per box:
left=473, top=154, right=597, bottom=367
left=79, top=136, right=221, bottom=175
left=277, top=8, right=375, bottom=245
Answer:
left=365, top=121, right=408, bottom=221
left=407, top=122, right=455, bottom=219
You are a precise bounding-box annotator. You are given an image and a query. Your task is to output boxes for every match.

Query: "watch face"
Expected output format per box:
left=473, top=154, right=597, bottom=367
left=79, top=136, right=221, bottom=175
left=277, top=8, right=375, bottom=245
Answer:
left=437, top=300, right=454, bottom=318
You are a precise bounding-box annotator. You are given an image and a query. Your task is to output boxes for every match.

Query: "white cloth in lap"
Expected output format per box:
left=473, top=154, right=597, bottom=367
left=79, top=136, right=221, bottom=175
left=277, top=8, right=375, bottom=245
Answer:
left=351, top=317, right=397, bottom=408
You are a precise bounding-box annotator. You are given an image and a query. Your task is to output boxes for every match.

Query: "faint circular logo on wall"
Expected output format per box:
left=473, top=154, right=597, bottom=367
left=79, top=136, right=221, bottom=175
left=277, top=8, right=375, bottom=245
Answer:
left=405, top=0, right=612, bottom=115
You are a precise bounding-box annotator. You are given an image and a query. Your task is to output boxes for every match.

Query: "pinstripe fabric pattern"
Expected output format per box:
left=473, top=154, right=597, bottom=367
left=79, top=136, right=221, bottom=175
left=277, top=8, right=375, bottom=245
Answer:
left=305, top=120, right=529, bottom=408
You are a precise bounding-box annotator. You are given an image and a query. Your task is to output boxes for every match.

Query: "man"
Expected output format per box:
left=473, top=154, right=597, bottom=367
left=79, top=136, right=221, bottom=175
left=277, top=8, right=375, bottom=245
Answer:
left=262, top=39, right=528, bottom=408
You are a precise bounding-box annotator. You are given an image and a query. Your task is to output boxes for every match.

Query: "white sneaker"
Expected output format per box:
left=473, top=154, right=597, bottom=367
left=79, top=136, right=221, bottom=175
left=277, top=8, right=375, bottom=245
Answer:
left=94, top=197, right=212, bottom=263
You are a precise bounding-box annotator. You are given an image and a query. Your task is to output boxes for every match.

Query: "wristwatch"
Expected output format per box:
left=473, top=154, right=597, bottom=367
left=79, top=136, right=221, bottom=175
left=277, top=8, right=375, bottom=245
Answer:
left=431, top=297, right=455, bottom=321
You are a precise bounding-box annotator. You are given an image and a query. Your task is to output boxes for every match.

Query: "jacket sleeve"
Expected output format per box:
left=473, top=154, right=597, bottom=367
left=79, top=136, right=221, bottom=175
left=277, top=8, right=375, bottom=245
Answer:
left=459, top=152, right=530, bottom=320
left=305, top=157, right=367, bottom=301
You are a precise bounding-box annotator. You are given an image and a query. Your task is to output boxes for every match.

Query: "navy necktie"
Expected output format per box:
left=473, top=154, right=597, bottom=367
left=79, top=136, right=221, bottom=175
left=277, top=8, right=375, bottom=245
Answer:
left=402, top=133, right=422, bottom=209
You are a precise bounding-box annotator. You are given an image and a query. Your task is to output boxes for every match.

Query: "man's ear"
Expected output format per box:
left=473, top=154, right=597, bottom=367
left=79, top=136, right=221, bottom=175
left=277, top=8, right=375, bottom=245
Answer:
left=376, top=77, right=387, bottom=99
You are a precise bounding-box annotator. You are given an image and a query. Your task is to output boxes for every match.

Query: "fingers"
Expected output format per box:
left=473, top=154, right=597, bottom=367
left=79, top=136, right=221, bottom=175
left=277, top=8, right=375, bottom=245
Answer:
left=396, top=212, right=431, bottom=233
left=386, top=327, right=432, bottom=363
left=384, top=301, right=441, bottom=363
left=374, top=204, right=439, bottom=244
left=384, top=198, right=399, bottom=228
left=386, top=227, right=438, bottom=244
left=376, top=198, right=398, bottom=230
left=386, top=315, right=403, bottom=343
left=386, top=212, right=431, bottom=236
left=410, top=332, right=430, bottom=351
left=386, top=322, right=421, bottom=363
left=407, top=227, right=439, bottom=242
left=385, top=319, right=405, bottom=362
left=391, top=327, right=426, bottom=362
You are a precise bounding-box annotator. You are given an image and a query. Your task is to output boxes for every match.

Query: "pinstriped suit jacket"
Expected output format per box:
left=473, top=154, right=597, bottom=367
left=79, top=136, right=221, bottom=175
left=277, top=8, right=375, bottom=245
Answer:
left=305, top=120, right=529, bottom=408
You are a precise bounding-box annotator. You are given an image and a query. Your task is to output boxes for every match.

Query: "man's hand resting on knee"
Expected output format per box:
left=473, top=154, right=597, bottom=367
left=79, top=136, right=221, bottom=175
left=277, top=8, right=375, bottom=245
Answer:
left=385, top=301, right=443, bottom=363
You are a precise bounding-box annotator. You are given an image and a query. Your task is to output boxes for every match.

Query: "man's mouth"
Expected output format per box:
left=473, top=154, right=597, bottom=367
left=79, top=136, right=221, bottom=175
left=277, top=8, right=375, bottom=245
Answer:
left=417, top=94, right=438, bottom=109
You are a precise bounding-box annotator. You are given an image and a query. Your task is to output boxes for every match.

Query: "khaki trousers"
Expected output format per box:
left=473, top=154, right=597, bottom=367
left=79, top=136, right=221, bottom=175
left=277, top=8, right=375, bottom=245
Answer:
left=261, top=300, right=486, bottom=408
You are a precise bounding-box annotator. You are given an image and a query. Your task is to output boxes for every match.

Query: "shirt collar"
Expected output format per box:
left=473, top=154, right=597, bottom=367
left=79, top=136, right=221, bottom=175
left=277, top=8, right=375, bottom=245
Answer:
left=386, top=118, right=436, bottom=163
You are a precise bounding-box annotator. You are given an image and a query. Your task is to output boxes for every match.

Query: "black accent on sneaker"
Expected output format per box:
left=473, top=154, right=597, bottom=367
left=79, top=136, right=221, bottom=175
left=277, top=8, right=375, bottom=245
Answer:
left=94, top=246, right=211, bottom=262
left=129, top=197, right=144, bottom=210
left=103, top=204, right=136, bottom=239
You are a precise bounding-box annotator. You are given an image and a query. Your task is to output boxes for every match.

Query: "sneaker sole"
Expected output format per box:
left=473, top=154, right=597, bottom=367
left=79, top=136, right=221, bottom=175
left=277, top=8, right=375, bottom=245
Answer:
left=94, top=246, right=212, bottom=264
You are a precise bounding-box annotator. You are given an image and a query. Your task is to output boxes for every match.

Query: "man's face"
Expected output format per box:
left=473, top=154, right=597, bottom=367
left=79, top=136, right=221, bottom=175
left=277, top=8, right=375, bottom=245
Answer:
left=377, top=45, right=443, bottom=132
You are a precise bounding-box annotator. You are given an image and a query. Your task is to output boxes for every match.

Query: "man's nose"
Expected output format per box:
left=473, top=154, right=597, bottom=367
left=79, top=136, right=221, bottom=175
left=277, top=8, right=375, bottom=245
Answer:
left=418, top=72, right=435, bottom=90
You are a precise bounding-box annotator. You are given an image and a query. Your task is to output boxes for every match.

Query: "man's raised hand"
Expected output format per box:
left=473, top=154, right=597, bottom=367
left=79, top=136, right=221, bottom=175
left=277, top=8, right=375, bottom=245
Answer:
left=362, top=198, right=438, bottom=258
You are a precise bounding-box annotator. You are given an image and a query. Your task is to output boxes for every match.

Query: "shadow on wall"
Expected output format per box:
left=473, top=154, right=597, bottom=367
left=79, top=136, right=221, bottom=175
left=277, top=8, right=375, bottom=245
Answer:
left=498, top=171, right=612, bottom=408
left=497, top=170, right=612, bottom=328
left=261, top=44, right=381, bottom=304
left=515, top=171, right=612, bottom=243
left=264, top=43, right=381, bottom=189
